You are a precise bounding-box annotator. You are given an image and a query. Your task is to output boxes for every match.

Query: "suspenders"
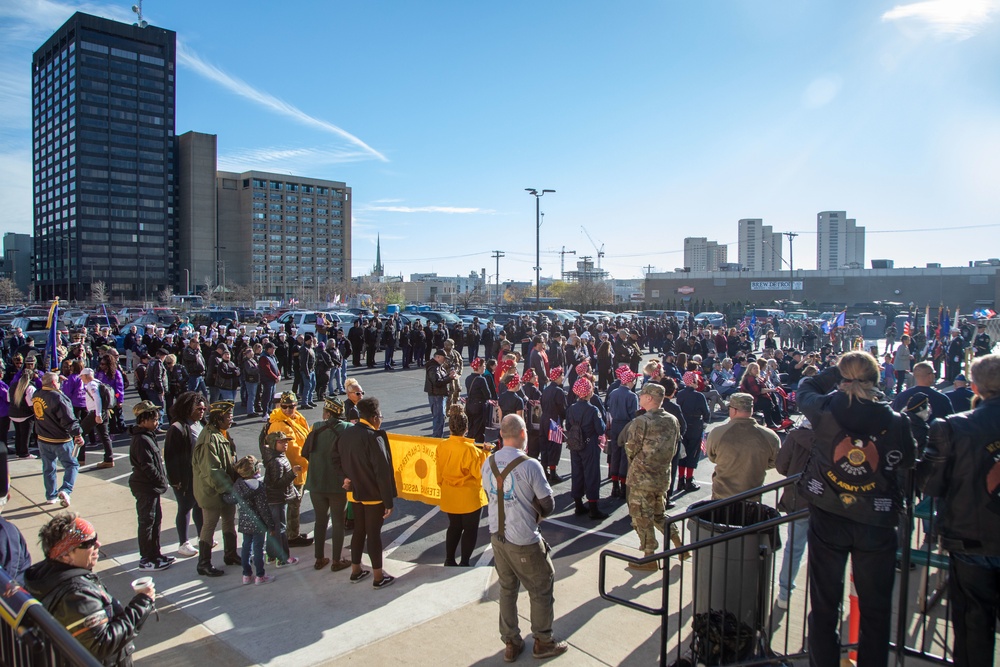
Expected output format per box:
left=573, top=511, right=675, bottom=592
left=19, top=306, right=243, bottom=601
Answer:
left=488, top=453, right=530, bottom=543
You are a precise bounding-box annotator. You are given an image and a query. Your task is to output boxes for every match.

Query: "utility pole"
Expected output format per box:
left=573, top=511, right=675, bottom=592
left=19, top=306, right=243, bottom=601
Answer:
left=491, top=250, right=505, bottom=307
left=783, top=232, right=798, bottom=302
left=526, top=188, right=555, bottom=306
left=559, top=247, right=576, bottom=280
left=643, top=265, right=654, bottom=276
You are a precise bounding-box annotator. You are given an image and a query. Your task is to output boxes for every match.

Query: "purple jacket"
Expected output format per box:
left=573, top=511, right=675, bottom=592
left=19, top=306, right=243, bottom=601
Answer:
left=61, top=374, right=86, bottom=409
left=0, top=380, right=9, bottom=418
left=95, top=370, right=124, bottom=403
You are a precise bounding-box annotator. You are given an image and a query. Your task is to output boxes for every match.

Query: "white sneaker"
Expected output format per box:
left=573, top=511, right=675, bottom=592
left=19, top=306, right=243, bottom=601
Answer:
left=775, top=597, right=789, bottom=610
left=58, top=491, right=71, bottom=508
left=177, top=542, right=198, bottom=558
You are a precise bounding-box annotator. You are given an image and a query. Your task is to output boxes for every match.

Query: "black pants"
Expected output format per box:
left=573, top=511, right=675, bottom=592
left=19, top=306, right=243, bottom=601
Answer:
left=366, top=345, right=377, bottom=368
left=350, top=502, right=385, bottom=570
left=540, top=436, right=562, bottom=471
left=86, top=414, right=114, bottom=463
left=680, top=426, right=703, bottom=469
left=949, top=552, right=1000, bottom=667
left=173, top=486, right=203, bottom=545
left=445, top=507, right=482, bottom=565
left=0, top=415, right=9, bottom=447
left=134, top=492, right=163, bottom=562
left=13, top=418, right=34, bottom=457
left=807, top=507, right=896, bottom=667
left=467, top=407, right=487, bottom=444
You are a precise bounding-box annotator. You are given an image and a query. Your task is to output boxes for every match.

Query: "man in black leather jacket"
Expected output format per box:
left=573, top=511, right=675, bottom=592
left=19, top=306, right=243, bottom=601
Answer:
left=25, top=513, right=154, bottom=666
left=918, top=353, right=1000, bottom=666
left=797, top=351, right=915, bottom=667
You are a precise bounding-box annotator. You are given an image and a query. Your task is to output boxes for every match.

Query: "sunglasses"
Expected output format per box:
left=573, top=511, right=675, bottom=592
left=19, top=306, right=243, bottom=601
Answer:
left=78, top=536, right=99, bottom=550
left=353, top=391, right=365, bottom=396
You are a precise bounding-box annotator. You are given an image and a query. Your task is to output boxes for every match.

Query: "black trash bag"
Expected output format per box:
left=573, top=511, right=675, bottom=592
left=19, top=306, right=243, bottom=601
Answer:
left=690, top=609, right=755, bottom=665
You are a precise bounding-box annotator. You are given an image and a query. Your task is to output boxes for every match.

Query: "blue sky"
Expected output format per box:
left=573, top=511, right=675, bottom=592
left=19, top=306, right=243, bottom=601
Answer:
left=2, top=0, right=999, bottom=284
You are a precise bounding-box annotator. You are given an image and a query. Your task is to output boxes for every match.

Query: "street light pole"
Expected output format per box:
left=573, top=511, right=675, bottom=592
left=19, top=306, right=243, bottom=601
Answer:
left=525, top=188, right=555, bottom=306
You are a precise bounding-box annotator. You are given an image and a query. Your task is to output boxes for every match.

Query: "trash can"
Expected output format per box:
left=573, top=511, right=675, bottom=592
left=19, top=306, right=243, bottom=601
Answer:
left=687, top=499, right=782, bottom=630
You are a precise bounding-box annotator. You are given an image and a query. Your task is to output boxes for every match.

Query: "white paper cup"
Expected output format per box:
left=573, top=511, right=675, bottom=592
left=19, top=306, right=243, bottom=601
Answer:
left=131, top=576, right=153, bottom=594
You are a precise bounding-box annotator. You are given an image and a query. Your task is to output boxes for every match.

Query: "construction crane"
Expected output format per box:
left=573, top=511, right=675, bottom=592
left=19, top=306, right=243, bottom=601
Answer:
left=559, top=246, right=576, bottom=280
left=580, top=226, right=605, bottom=270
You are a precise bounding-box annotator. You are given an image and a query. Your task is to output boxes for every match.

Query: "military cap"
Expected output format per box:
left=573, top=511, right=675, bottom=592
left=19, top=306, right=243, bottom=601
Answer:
left=265, top=431, right=293, bottom=446
left=728, top=393, right=754, bottom=412
left=132, top=400, right=161, bottom=417
left=209, top=400, right=235, bottom=415
left=279, top=391, right=298, bottom=406
left=638, top=382, right=665, bottom=400
left=324, top=396, right=345, bottom=416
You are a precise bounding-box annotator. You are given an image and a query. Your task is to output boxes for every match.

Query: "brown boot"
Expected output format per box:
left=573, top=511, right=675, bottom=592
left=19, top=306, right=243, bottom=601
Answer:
left=532, top=637, right=569, bottom=659
left=670, top=528, right=691, bottom=562
left=503, top=638, right=524, bottom=662
left=627, top=551, right=659, bottom=572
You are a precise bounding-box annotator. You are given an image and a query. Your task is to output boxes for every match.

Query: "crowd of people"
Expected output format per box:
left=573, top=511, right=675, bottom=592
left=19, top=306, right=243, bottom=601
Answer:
left=1, top=306, right=999, bottom=665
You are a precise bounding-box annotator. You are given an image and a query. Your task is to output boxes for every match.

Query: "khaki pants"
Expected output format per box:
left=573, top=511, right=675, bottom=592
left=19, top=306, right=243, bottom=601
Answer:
left=627, top=487, right=679, bottom=553
left=287, top=484, right=304, bottom=538
left=490, top=535, right=555, bottom=644
left=200, top=504, right=236, bottom=544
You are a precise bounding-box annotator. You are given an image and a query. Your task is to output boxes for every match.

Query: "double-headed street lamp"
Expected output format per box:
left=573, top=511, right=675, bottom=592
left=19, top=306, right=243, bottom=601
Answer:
left=525, top=188, right=555, bottom=306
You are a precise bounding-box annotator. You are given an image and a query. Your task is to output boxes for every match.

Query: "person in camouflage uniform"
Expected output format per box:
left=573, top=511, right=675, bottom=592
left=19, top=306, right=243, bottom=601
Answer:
left=621, top=382, right=688, bottom=571
left=443, top=338, right=464, bottom=409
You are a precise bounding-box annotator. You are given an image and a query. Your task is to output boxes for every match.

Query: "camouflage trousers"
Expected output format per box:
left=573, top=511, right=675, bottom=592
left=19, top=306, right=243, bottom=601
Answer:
left=627, top=487, right=680, bottom=554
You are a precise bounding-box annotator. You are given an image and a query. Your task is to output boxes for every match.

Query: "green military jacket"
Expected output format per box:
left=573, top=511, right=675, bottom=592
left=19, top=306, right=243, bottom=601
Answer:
left=622, top=407, right=680, bottom=493
left=192, top=425, right=237, bottom=510
left=304, top=418, right=349, bottom=495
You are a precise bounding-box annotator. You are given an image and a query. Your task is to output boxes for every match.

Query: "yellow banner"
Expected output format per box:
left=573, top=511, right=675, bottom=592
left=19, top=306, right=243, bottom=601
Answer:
left=346, top=432, right=488, bottom=508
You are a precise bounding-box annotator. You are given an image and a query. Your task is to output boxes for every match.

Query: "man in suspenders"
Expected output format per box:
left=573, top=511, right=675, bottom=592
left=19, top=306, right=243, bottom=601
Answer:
left=482, top=414, right=567, bottom=663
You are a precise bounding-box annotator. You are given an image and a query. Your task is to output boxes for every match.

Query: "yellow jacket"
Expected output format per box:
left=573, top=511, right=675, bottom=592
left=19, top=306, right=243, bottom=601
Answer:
left=435, top=435, right=488, bottom=514
left=268, top=407, right=311, bottom=486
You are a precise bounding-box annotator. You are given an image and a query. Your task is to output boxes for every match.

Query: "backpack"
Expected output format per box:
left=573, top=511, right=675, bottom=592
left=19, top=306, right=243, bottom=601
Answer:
left=98, top=382, right=117, bottom=411
left=565, top=419, right=585, bottom=452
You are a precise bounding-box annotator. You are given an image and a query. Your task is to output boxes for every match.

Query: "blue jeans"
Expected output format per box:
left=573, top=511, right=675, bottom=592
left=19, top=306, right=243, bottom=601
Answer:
left=39, top=440, right=79, bottom=500
left=149, top=394, right=166, bottom=426
left=268, top=503, right=289, bottom=562
left=241, top=531, right=266, bottom=577
left=300, top=371, right=316, bottom=405
left=334, top=364, right=346, bottom=393
left=778, top=515, right=810, bottom=601
left=383, top=345, right=395, bottom=368
left=428, top=394, right=447, bottom=438
left=218, top=388, right=237, bottom=402
left=261, top=381, right=276, bottom=413
left=244, top=382, right=259, bottom=413
left=187, top=375, right=208, bottom=400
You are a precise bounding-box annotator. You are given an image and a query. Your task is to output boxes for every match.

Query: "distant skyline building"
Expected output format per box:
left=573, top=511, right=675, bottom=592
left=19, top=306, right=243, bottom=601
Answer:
left=683, top=237, right=728, bottom=272
left=32, top=12, right=177, bottom=301
left=737, top=219, right=782, bottom=272
left=817, top=211, right=865, bottom=270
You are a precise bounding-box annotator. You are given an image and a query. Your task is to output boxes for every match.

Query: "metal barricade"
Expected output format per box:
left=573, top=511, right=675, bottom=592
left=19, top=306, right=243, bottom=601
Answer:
left=0, top=568, right=101, bottom=667
left=598, top=472, right=980, bottom=666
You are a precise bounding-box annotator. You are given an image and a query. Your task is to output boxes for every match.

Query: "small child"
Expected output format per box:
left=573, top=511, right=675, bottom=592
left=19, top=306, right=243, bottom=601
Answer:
left=232, top=455, right=276, bottom=585
left=264, top=431, right=301, bottom=566
left=882, top=353, right=896, bottom=399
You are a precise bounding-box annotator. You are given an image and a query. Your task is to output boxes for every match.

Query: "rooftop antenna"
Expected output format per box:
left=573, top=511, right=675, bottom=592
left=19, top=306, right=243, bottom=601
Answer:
left=132, top=1, right=148, bottom=28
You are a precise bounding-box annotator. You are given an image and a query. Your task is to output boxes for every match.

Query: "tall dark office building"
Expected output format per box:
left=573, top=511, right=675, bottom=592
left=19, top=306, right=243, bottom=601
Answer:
left=32, top=12, right=176, bottom=302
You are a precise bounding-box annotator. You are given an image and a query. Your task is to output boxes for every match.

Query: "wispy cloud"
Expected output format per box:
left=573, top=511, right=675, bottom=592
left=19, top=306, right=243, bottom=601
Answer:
left=359, top=205, right=495, bottom=214
left=882, top=0, right=1000, bottom=39
left=218, top=145, right=376, bottom=173
left=0, top=0, right=387, bottom=162
left=177, top=44, right=388, bottom=162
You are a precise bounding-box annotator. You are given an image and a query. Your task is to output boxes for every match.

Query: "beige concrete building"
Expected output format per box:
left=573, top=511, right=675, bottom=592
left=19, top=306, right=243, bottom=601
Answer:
left=683, top=237, right=728, bottom=272
left=178, top=130, right=351, bottom=301
left=738, top=218, right=782, bottom=271
left=177, top=132, right=218, bottom=294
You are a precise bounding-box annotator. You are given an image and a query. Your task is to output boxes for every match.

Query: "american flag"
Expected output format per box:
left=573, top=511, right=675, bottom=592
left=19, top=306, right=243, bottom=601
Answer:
left=549, top=419, right=564, bottom=444
left=903, top=320, right=912, bottom=337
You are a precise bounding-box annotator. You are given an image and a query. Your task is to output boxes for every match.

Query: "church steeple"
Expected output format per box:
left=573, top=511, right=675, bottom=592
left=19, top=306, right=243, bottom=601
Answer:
left=372, top=234, right=384, bottom=277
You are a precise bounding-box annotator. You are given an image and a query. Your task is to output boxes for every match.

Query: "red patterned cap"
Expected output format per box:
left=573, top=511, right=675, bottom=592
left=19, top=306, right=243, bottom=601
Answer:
left=683, top=371, right=699, bottom=386
left=506, top=374, right=521, bottom=389
left=615, top=366, right=637, bottom=383
left=548, top=366, right=564, bottom=381
left=470, top=357, right=485, bottom=370
left=575, top=360, right=590, bottom=375
left=573, top=377, right=594, bottom=397
left=521, top=369, right=536, bottom=383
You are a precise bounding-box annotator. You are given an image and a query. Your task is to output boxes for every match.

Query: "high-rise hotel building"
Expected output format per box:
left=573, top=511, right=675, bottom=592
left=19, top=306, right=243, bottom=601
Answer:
left=32, top=12, right=176, bottom=301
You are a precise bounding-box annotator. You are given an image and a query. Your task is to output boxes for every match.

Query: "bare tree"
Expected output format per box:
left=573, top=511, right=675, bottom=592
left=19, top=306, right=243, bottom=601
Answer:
left=159, top=286, right=175, bottom=304
left=90, top=280, right=108, bottom=304
left=200, top=276, right=215, bottom=307
left=455, top=285, right=485, bottom=310
left=0, top=278, right=26, bottom=304
left=229, top=282, right=255, bottom=306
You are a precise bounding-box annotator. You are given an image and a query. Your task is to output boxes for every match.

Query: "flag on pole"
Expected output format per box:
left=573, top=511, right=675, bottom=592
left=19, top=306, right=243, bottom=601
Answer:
left=903, top=308, right=913, bottom=337
left=748, top=312, right=757, bottom=341
left=101, top=303, right=111, bottom=329
left=823, top=309, right=846, bottom=334
left=925, top=304, right=931, bottom=340
left=45, top=298, right=60, bottom=371
left=549, top=419, right=564, bottom=445
left=941, top=309, right=951, bottom=339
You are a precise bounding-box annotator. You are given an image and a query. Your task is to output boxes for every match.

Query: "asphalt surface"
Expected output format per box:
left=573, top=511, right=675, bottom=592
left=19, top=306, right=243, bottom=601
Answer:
left=87, top=354, right=720, bottom=568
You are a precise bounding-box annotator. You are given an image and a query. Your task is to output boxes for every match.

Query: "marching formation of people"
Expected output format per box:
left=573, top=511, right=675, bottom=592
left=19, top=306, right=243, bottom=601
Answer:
left=1, top=305, right=998, bottom=666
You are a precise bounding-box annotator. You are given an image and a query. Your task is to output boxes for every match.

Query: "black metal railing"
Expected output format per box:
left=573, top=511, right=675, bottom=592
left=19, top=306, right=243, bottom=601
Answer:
left=0, top=568, right=101, bottom=667
left=598, top=472, right=975, bottom=666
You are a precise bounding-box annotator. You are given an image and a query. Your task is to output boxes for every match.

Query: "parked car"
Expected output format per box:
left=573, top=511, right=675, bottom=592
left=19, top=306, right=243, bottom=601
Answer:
left=693, top=312, right=726, bottom=327
left=131, top=311, right=181, bottom=328
left=267, top=310, right=344, bottom=335
left=585, top=310, right=616, bottom=320
left=9, top=316, right=49, bottom=352
left=419, top=310, right=463, bottom=326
